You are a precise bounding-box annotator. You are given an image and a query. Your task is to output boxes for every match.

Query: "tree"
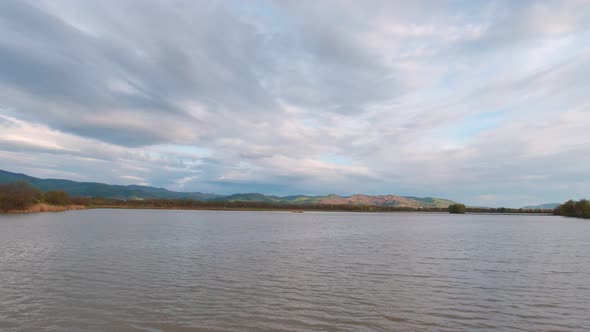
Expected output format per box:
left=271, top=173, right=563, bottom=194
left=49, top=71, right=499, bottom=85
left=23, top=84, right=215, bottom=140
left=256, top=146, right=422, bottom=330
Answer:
left=44, top=190, right=70, bottom=205
left=448, top=203, right=466, bottom=214
left=556, top=200, right=576, bottom=216
left=576, top=199, right=590, bottom=219
left=555, top=199, right=590, bottom=219
left=0, top=181, right=42, bottom=212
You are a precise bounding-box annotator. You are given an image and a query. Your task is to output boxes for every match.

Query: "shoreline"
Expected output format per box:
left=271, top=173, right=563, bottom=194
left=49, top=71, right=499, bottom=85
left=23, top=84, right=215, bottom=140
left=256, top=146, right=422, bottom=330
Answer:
left=1, top=204, right=555, bottom=215
left=88, top=205, right=554, bottom=215
left=8, top=205, right=555, bottom=215
left=3, top=203, right=87, bottom=214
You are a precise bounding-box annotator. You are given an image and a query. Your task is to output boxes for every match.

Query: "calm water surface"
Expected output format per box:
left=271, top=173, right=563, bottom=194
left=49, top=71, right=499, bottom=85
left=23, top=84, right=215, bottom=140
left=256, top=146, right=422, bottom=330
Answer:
left=1, top=210, right=589, bottom=331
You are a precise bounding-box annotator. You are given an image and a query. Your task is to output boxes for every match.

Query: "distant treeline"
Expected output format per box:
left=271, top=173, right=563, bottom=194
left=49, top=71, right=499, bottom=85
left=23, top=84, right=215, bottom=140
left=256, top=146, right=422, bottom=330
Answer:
left=72, top=198, right=557, bottom=214
left=62, top=199, right=554, bottom=214
left=0, top=181, right=71, bottom=212
left=464, top=207, right=552, bottom=214
left=79, top=197, right=452, bottom=212
left=554, top=199, right=590, bottom=219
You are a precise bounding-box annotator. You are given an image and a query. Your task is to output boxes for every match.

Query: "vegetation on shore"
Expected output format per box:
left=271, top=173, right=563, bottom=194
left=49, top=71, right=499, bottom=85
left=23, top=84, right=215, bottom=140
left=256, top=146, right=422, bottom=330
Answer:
left=554, top=199, right=590, bottom=219
left=81, top=197, right=452, bottom=212
left=448, top=203, right=466, bottom=214
left=66, top=200, right=555, bottom=214
left=8, top=203, right=86, bottom=213
left=0, top=181, right=84, bottom=213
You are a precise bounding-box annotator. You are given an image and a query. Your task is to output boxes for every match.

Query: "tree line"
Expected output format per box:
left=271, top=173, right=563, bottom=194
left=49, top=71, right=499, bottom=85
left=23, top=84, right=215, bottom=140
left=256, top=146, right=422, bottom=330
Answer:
left=0, top=181, right=70, bottom=212
left=554, top=199, right=590, bottom=219
left=79, top=197, right=452, bottom=213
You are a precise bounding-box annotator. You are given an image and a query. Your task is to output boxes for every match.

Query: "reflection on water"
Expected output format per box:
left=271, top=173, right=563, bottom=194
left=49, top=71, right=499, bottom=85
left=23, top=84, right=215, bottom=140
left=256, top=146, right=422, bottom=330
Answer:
left=1, top=210, right=589, bottom=331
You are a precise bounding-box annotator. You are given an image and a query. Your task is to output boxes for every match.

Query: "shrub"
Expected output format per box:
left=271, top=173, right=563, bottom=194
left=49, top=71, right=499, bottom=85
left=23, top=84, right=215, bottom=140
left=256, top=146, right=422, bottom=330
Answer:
left=448, top=203, right=466, bottom=214
left=555, top=199, right=590, bottom=219
left=44, top=190, right=70, bottom=205
left=0, top=181, right=42, bottom=212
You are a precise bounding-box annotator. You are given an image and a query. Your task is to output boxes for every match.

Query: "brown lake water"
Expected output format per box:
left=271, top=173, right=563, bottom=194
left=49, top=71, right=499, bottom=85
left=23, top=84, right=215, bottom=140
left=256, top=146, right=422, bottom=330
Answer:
left=1, top=210, right=589, bottom=331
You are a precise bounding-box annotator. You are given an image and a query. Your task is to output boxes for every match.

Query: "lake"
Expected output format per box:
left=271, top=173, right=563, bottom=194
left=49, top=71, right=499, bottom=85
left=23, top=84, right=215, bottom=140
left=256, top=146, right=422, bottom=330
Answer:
left=1, top=210, right=589, bottom=331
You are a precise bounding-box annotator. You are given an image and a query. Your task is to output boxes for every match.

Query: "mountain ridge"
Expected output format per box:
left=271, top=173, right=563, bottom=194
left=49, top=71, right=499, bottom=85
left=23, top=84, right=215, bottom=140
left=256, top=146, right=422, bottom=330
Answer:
left=520, top=203, right=560, bottom=210
left=0, top=169, right=456, bottom=208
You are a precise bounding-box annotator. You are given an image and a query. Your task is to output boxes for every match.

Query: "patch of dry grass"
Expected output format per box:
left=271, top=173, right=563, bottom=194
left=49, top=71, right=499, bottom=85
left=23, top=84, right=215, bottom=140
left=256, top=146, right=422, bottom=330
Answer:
left=7, top=204, right=86, bottom=213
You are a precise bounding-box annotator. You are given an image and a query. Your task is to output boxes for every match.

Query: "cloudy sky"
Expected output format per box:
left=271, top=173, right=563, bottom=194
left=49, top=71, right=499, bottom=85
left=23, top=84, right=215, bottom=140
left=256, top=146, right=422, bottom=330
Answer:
left=1, top=0, right=589, bottom=207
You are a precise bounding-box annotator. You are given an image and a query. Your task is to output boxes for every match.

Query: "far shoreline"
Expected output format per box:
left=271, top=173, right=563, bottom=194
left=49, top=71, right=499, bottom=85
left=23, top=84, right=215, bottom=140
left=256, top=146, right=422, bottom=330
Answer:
left=1, top=204, right=554, bottom=216
left=2, top=203, right=86, bottom=214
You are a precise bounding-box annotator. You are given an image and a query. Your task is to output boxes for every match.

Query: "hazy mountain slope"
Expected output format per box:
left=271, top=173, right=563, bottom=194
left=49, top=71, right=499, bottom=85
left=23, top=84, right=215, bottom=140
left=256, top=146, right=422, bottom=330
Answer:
left=212, top=193, right=284, bottom=203
left=404, top=196, right=458, bottom=208
left=0, top=169, right=219, bottom=200
left=312, top=194, right=455, bottom=208
left=521, top=203, right=560, bottom=209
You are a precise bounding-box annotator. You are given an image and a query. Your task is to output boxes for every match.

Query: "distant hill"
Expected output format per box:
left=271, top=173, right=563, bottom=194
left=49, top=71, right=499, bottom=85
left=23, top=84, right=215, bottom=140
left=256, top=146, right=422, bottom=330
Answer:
left=521, top=203, right=560, bottom=210
left=212, top=193, right=285, bottom=203
left=0, top=169, right=219, bottom=201
left=309, top=194, right=456, bottom=208
left=0, top=169, right=457, bottom=207
left=403, top=196, right=458, bottom=208
left=212, top=193, right=456, bottom=208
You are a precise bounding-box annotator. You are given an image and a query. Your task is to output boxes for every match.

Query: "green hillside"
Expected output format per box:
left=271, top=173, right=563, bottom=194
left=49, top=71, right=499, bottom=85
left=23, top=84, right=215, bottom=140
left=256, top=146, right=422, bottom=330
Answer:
left=0, top=170, right=219, bottom=200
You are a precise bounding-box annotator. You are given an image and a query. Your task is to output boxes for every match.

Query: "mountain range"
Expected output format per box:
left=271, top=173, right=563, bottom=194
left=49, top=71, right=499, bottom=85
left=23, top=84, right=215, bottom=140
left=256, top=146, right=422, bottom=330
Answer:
left=0, top=169, right=457, bottom=208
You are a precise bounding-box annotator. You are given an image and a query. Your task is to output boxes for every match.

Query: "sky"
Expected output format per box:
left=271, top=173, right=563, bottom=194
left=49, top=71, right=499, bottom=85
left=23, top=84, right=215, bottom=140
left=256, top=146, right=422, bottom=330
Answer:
left=1, top=0, right=589, bottom=207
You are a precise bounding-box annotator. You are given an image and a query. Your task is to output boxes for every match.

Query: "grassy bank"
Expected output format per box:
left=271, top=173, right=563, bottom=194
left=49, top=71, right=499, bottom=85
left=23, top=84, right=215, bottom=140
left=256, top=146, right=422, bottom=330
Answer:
left=6, top=203, right=86, bottom=214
